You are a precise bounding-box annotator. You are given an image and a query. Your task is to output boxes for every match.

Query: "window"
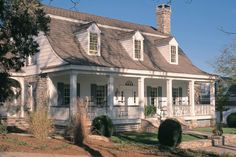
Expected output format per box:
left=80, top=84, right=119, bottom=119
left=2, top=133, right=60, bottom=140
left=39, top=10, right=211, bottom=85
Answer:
left=96, top=85, right=106, bottom=106
left=125, top=80, right=134, bottom=86
left=91, top=84, right=107, bottom=106
left=200, top=84, right=210, bottom=104
left=150, top=88, right=157, bottom=106
left=171, top=46, right=177, bottom=63
left=57, top=82, right=80, bottom=106
left=64, top=84, right=70, bottom=105
left=134, top=91, right=137, bottom=104
left=172, top=87, right=182, bottom=105
left=134, top=40, right=141, bottom=59
left=147, top=86, right=158, bottom=106
left=89, top=33, right=98, bottom=54
left=121, top=91, right=124, bottom=102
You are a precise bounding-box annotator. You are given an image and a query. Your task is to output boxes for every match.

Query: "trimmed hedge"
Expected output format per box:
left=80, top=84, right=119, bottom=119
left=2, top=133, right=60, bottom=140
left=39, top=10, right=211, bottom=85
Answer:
left=91, top=115, right=114, bottom=137
left=227, top=113, right=236, bottom=128
left=158, top=119, right=182, bottom=147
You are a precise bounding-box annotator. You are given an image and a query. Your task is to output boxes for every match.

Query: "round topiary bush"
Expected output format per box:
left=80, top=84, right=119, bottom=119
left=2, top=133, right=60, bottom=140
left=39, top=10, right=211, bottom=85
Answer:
left=227, top=113, right=236, bottom=128
left=158, top=118, right=182, bottom=147
left=91, top=115, right=114, bottom=137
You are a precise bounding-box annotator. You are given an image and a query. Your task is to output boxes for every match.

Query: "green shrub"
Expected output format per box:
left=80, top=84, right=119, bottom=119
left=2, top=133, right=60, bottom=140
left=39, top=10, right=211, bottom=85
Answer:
left=227, top=113, right=236, bottom=128
left=91, top=115, right=114, bottom=137
left=0, top=123, right=7, bottom=134
left=145, top=105, right=156, bottom=117
left=158, top=118, right=182, bottom=147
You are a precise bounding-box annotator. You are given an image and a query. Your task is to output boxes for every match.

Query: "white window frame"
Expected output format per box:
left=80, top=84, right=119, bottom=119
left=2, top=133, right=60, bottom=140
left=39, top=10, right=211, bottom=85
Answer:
left=88, top=32, right=100, bottom=56
left=132, top=31, right=144, bottom=61
left=87, top=23, right=101, bottom=56
left=169, top=45, right=178, bottom=64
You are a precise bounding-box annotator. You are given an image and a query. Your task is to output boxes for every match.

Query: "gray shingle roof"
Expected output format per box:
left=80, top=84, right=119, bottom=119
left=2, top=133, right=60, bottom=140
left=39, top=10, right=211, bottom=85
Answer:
left=44, top=6, right=209, bottom=76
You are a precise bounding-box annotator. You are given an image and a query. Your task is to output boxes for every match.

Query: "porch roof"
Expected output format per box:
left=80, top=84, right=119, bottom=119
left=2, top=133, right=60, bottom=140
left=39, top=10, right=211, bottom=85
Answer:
left=44, top=6, right=210, bottom=76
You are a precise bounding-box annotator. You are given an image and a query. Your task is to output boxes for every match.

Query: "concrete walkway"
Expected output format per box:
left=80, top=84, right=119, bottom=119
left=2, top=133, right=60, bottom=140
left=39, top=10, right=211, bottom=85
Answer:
left=198, top=143, right=236, bottom=156
left=0, top=152, right=89, bottom=157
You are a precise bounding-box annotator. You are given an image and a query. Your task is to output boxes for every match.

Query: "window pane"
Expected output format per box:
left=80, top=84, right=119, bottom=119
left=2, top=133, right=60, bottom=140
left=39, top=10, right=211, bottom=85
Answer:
left=64, top=84, right=70, bottom=106
left=171, top=46, right=176, bottom=63
left=96, top=85, right=106, bottom=106
left=134, top=40, right=141, bottom=59
left=150, top=87, right=157, bottom=106
left=89, top=33, right=98, bottom=54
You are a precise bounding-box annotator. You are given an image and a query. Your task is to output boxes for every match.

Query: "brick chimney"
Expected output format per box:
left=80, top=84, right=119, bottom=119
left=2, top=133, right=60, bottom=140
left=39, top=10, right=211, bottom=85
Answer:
left=156, top=4, right=171, bottom=34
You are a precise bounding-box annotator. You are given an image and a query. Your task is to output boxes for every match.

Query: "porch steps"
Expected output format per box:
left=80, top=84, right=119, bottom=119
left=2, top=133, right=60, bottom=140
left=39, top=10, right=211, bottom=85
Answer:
left=4, top=118, right=29, bottom=131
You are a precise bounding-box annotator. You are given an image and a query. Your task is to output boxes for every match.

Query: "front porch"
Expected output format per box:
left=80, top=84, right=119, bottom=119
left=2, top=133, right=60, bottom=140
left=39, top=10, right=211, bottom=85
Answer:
left=47, top=71, right=215, bottom=128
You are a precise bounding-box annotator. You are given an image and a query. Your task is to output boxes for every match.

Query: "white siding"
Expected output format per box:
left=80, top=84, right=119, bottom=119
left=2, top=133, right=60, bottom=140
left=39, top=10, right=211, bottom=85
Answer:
left=76, top=30, right=88, bottom=54
left=22, top=33, right=66, bottom=75
left=120, top=39, right=133, bottom=58
left=157, top=45, right=169, bottom=62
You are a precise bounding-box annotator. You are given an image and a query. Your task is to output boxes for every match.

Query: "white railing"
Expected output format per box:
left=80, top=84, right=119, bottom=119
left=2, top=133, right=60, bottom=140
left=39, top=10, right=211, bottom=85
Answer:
left=87, top=106, right=108, bottom=120
left=173, top=105, right=191, bottom=117
left=50, top=106, right=70, bottom=121
left=195, top=105, right=214, bottom=116
left=113, top=106, right=140, bottom=119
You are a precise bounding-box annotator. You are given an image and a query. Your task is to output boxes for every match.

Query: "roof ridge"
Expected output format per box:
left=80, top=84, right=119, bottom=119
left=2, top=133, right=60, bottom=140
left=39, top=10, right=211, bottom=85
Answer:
left=43, top=5, right=165, bottom=35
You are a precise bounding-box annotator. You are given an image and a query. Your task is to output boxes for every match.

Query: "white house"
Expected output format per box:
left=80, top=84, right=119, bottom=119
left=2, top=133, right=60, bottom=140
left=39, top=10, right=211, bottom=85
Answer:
left=2, top=4, right=216, bottom=131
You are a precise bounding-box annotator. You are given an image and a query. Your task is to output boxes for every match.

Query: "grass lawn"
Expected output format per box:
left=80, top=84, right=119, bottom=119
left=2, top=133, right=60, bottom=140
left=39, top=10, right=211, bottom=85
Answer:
left=111, top=132, right=206, bottom=146
left=193, top=127, right=236, bottom=134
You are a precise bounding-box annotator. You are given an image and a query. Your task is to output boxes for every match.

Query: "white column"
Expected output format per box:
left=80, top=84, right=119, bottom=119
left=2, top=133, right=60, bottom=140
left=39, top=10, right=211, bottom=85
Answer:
left=20, top=78, right=25, bottom=118
left=107, top=75, right=114, bottom=118
left=138, top=77, right=145, bottom=119
left=189, top=80, right=195, bottom=116
left=210, top=81, right=215, bottom=116
left=70, top=72, right=77, bottom=116
left=166, top=79, right=173, bottom=117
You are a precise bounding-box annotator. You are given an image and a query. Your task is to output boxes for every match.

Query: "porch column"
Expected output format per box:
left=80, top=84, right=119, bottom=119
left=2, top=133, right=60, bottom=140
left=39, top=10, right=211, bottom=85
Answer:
left=210, top=81, right=215, bottom=116
left=70, top=72, right=77, bottom=116
left=107, top=75, right=114, bottom=118
left=166, top=79, right=173, bottom=117
left=19, top=78, right=25, bottom=118
left=138, top=77, right=145, bottom=119
left=189, top=80, right=195, bottom=116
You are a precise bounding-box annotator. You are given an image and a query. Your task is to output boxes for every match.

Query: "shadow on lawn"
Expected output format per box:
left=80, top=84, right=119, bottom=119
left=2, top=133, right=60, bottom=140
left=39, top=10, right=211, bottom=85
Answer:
left=81, top=143, right=103, bottom=157
left=115, top=132, right=158, bottom=145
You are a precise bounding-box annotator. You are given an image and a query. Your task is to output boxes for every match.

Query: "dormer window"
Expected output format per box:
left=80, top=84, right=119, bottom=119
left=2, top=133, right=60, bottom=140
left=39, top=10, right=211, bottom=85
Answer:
left=89, top=33, right=98, bottom=55
left=76, top=22, right=101, bottom=56
left=171, top=45, right=177, bottom=63
left=134, top=40, right=141, bottom=59
left=132, top=31, right=144, bottom=61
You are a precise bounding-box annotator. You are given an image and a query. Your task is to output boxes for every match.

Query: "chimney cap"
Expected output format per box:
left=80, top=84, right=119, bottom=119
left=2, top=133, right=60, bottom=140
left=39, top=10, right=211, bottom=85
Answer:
left=157, top=4, right=171, bottom=9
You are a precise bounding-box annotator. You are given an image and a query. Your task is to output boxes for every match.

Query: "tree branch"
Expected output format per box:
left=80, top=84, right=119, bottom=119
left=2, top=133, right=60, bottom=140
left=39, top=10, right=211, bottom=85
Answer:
left=218, top=27, right=236, bottom=35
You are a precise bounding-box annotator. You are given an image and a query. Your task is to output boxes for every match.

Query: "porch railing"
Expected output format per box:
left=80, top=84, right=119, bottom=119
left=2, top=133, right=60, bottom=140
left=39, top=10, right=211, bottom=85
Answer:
left=173, top=105, right=191, bottom=117
left=195, top=104, right=214, bottom=116
left=50, top=106, right=70, bottom=121
left=112, top=105, right=140, bottom=119
left=87, top=106, right=108, bottom=120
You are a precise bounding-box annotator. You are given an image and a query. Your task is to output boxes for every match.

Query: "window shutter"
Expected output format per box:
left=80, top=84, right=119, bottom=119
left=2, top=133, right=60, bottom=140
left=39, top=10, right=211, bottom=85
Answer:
left=158, top=86, right=162, bottom=97
left=147, top=86, right=152, bottom=105
left=105, top=84, right=108, bottom=107
left=57, top=82, right=64, bottom=106
left=179, top=87, right=183, bottom=97
left=91, top=84, right=97, bottom=103
left=77, top=83, right=80, bottom=97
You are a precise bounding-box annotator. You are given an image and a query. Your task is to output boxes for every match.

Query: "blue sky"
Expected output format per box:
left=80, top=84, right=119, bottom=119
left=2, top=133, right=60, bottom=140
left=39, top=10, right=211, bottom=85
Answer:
left=42, top=0, right=236, bottom=74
